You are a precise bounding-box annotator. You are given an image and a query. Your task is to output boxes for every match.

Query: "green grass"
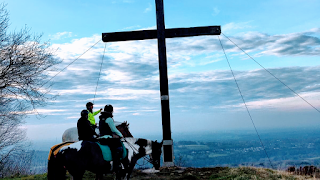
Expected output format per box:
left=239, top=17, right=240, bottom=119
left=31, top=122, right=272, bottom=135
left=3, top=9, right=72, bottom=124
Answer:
left=2, top=173, right=47, bottom=180
left=2, top=166, right=314, bottom=180
left=208, top=167, right=305, bottom=180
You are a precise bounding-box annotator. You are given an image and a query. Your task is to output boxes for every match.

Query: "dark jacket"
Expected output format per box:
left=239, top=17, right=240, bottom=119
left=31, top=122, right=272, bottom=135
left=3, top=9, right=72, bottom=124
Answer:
left=99, top=112, right=114, bottom=137
left=77, top=116, right=98, bottom=141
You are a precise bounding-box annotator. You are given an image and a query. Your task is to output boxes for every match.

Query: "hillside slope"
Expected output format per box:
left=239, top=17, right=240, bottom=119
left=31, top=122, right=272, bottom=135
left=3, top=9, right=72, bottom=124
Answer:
left=3, top=166, right=319, bottom=180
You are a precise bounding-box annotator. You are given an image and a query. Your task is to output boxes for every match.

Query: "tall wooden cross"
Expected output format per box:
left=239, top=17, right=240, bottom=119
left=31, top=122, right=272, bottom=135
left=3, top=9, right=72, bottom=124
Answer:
left=102, top=0, right=221, bottom=166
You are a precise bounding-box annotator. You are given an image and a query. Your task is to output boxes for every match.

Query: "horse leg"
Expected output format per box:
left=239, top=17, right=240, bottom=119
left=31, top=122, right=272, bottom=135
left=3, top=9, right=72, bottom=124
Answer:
left=115, top=171, right=123, bottom=180
left=95, top=173, right=104, bottom=180
left=71, top=174, right=84, bottom=180
left=125, top=157, right=140, bottom=180
left=68, top=169, right=85, bottom=180
left=120, top=159, right=129, bottom=179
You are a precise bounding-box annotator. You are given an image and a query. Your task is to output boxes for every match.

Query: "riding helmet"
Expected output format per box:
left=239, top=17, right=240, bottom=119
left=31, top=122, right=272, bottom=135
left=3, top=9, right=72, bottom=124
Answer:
left=81, top=109, right=89, bottom=117
left=104, top=104, right=113, bottom=112
left=86, top=102, right=94, bottom=108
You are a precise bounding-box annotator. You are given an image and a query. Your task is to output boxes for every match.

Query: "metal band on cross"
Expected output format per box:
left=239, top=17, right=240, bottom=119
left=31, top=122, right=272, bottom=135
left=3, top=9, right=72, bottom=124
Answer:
left=102, top=0, right=221, bottom=166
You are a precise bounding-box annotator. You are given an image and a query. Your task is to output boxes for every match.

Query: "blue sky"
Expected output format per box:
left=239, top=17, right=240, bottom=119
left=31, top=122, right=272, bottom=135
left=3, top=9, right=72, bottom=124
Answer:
left=2, top=0, right=320, bottom=143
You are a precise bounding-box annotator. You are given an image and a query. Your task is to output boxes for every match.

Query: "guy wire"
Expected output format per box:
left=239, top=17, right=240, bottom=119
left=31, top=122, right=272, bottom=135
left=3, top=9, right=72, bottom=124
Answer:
left=93, top=43, right=107, bottom=103
left=222, top=33, right=320, bottom=113
left=42, top=39, right=102, bottom=88
left=218, top=35, right=274, bottom=169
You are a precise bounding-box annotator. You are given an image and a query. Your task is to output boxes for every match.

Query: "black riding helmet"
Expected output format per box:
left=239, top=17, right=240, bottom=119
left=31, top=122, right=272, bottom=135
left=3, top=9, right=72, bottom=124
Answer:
left=86, top=102, right=94, bottom=109
left=81, top=109, right=89, bottom=117
left=104, top=104, right=113, bottom=112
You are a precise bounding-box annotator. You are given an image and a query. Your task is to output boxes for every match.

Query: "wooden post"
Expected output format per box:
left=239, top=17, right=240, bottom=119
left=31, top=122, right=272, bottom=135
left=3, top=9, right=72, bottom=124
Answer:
left=155, top=0, right=174, bottom=166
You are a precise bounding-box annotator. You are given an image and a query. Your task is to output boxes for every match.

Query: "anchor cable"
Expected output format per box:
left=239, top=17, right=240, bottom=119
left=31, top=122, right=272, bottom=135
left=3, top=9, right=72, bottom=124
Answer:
left=42, top=39, right=102, bottom=88
left=222, top=33, right=320, bottom=114
left=218, top=35, right=274, bottom=169
left=93, top=43, right=107, bottom=103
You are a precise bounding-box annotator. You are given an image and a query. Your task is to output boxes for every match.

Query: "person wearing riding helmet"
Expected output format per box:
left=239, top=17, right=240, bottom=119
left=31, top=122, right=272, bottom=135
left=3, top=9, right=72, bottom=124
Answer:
left=98, top=104, right=123, bottom=173
left=86, top=102, right=102, bottom=128
left=77, top=110, right=99, bottom=141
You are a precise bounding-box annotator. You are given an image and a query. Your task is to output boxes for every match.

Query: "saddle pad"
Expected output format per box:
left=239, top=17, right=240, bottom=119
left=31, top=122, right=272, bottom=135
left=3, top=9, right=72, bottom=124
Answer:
left=48, top=141, right=75, bottom=160
left=96, top=141, right=127, bottom=161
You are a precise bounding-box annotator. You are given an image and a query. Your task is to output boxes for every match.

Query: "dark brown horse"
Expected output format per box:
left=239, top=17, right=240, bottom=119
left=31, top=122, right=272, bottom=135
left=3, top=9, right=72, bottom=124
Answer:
left=47, top=138, right=163, bottom=180
left=116, top=121, right=133, bottom=138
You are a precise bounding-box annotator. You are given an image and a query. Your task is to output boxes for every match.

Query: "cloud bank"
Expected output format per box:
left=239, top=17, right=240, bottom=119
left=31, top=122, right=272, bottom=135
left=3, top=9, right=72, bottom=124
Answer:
left=25, top=27, right=320, bottom=140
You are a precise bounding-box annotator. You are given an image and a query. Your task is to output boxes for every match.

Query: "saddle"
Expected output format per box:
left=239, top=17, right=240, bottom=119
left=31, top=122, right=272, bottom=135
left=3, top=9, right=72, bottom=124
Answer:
left=96, top=141, right=127, bottom=161
left=48, top=141, right=75, bottom=160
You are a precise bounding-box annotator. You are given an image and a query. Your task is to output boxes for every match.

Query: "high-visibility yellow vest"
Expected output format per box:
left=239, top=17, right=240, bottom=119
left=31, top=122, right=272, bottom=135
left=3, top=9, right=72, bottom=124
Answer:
left=87, top=109, right=101, bottom=125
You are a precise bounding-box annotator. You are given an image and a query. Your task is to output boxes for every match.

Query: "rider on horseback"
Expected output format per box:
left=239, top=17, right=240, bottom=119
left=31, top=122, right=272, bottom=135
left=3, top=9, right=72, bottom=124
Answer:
left=77, top=110, right=99, bottom=141
left=98, top=104, right=123, bottom=173
left=86, top=102, right=102, bottom=129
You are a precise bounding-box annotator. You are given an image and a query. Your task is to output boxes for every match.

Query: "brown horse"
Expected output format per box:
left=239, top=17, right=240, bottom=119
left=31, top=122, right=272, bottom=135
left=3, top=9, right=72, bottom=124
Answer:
left=116, top=121, right=133, bottom=137
left=62, top=121, right=133, bottom=142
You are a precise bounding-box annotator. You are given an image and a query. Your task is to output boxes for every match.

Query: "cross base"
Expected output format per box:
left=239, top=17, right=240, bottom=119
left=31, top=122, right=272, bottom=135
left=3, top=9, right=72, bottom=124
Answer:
left=163, top=162, right=175, bottom=167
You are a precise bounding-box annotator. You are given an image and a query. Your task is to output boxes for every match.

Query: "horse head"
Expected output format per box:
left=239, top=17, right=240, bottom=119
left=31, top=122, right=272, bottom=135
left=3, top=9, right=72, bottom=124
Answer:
left=151, top=140, right=163, bottom=170
left=117, top=121, right=133, bottom=137
left=123, top=138, right=162, bottom=171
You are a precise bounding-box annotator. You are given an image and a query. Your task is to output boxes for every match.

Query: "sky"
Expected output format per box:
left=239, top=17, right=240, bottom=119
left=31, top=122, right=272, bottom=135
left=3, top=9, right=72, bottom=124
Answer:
left=2, top=0, right=320, bottom=144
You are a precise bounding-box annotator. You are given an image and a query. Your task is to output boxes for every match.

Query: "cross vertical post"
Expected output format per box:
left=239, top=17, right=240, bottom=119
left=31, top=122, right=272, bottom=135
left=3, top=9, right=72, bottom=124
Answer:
left=155, top=0, right=174, bottom=166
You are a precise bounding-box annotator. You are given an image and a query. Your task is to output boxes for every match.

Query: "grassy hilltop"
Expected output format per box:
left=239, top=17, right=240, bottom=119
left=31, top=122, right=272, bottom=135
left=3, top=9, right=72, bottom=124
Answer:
left=3, top=166, right=320, bottom=180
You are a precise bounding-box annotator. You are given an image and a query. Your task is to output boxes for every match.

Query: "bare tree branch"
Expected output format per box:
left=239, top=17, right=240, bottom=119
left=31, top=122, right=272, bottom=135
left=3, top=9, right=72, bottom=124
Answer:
left=0, top=3, right=60, bottom=177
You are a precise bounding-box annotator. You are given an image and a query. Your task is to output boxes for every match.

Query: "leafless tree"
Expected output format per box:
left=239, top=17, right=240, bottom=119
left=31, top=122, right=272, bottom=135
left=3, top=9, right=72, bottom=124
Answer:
left=0, top=3, right=59, bottom=176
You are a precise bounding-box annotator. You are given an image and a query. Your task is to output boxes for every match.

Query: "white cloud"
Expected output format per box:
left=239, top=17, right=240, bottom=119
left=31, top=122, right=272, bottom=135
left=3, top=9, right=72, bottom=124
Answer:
left=222, top=22, right=253, bottom=34
left=213, top=92, right=320, bottom=112
left=51, top=34, right=102, bottom=60
left=97, top=88, right=159, bottom=101
left=39, top=29, right=320, bottom=123
left=212, top=7, right=220, bottom=16
left=246, top=92, right=320, bottom=111
left=122, top=25, right=141, bottom=31
left=66, top=116, right=78, bottom=119
left=49, top=32, right=74, bottom=40
left=26, top=109, right=66, bottom=115
left=102, top=69, right=136, bottom=84
left=144, top=3, right=152, bottom=13
left=52, top=86, right=94, bottom=95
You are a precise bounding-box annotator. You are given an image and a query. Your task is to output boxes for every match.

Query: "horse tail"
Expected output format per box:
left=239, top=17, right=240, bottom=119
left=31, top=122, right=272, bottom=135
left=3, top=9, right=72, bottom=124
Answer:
left=47, top=142, right=73, bottom=180
left=47, top=151, right=66, bottom=180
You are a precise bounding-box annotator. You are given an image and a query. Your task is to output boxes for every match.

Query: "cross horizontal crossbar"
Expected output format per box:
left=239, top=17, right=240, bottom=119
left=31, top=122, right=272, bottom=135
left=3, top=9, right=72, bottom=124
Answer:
left=102, top=26, right=221, bottom=42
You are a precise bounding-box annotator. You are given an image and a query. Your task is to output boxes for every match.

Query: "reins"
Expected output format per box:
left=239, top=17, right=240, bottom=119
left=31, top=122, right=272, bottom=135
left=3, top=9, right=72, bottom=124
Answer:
left=121, top=138, right=154, bottom=166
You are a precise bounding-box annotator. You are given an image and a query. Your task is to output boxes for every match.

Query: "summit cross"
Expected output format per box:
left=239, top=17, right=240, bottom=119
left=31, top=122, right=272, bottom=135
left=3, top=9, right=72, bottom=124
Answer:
left=102, top=0, right=221, bottom=166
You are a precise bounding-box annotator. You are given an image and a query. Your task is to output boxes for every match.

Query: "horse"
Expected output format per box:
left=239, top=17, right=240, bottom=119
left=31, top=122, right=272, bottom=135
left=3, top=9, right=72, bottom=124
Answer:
left=47, top=137, right=162, bottom=180
left=62, top=121, right=133, bottom=142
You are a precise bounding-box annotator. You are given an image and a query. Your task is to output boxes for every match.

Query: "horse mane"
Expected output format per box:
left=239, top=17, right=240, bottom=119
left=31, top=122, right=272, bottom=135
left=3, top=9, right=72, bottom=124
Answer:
left=120, top=121, right=129, bottom=127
